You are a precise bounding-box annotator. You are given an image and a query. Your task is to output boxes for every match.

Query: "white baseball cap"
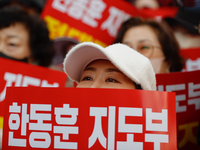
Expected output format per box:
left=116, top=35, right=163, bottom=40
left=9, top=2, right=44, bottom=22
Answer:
left=63, top=42, right=156, bottom=91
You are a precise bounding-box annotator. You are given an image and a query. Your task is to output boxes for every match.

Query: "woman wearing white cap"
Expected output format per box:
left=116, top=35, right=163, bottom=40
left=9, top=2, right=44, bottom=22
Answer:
left=63, top=42, right=156, bottom=91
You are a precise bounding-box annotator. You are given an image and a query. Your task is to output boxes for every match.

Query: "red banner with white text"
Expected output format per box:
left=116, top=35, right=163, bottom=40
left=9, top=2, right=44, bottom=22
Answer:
left=41, top=0, right=178, bottom=47
left=41, top=0, right=147, bottom=47
left=2, top=87, right=176, bottom=150
left=156, top=70, right=200, bottom=150
left=0, top=58, right=67, bottom=118
left=180, top=48, right=200, bottom=72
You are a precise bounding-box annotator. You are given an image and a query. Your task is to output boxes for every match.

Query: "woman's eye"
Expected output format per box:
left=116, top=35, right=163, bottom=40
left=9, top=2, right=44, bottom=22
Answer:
left=141, top=46, right=150, bottom=50
left=81, top=76, right=92, bottom=81
left=8, top=43, right=17, bottom=47
left=106, top=78, right=119, bottom=83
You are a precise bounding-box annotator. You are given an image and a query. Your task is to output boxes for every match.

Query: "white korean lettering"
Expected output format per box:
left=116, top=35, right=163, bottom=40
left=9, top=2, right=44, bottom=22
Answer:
left=29, top=104, right=52, bottom=131
left=82, top=0, right=106, bottom=27
left=9, top=102, right=21, bottom=113
left=157, top=85, right=164, bottom=91
left=15, top=74, right=23, bottom=86
left=88, top=107, right=107, bottom=148
left=188, top=82, right=200, bottom=110
left=101, top=6, right=130, bottom=37
left=41, top=80, right=59, bottom=87
left=117, top=134, right=143, bottom=150
left=55, top=104, right=78, bottom=125
left=68, top=0, right=88, bottom=20
left=29, top=132, right=51, bottom=148
left=54, top=104, right=79, bottom=149
left=189, top=82, right=200, bottom=97
left=166, top=84, right=186, bottom=113
left=146, top=108, right=168, bottom=132
left=186, top=58, right=200, bottom=71
left=52, top=0, right=72, bottom=13
left=54, top=126, right=78, bottom=149
left=8, top=102, right=26, bottom=147
left=9, top=114, right=20, bottom=130
left=117, top=107, right=143, bottom=149
left=21, top=104, right=29, bottom=136
left=118, top=107, right=143, bottom=133
left=8, top=132, right=26, bottom=147
left=9, top=102, right=21, bottom=130
left=145, top=134, right=169, bottom=150
left=22, top=76, right=41, bottom=87
left=108, top=106, right=116, bottom=150
left=0, top=72, right=16, bottom=102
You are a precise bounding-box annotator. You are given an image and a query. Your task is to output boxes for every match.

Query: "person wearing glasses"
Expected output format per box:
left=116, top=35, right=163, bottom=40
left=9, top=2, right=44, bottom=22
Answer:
left=114, top=17, right=185, bottom=74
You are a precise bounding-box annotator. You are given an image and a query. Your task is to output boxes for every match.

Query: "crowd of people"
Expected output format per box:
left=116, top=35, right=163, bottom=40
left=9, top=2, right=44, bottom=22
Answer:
left=0, top=0, right=199, bottom=75
left=0, top=0, right=200, bottom=149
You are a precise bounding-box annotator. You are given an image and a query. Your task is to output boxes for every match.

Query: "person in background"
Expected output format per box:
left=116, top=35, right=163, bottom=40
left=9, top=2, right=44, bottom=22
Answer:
left=0, top=0, right=45, bottom=14
left=0, top=6, right=55, bottom=67
left=163, top=7, right=200, bottom=49
left=50, top=37, right=79, bottom=87
left=126, top=0, right=160, bottom=9
left=63, top=42, right=156, bottom=91
left=123, top=0, right=198, bottom=8
left=51, top=37, right=79, bottom=72
left=114, top=17, right=185, bottom=74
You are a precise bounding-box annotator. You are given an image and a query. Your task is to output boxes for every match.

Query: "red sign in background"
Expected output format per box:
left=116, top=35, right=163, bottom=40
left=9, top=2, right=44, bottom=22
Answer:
left=3, top=87, right=176, bottom=150
left=41, top=0, right=147, bottom=46
left=180, top=48, right=200, bottom=72
left=156, top=70, right=200, bottom=150
left=0, top=58, right=67, bottom=117
left=41, top=0, right=178, bottom=47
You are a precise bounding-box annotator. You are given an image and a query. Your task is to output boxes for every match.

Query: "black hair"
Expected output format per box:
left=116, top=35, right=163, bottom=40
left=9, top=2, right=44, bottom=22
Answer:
left=0, top=6, right=55, bottom=67
left=0, top=0, right=44, bottom=14
left=135, top=83, right=142, bottom=90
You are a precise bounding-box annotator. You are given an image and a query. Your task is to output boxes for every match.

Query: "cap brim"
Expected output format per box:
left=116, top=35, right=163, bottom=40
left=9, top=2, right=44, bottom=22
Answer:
left=63, top=42, right=156, bottom=91
left=63, top=42, right=108, bottom=82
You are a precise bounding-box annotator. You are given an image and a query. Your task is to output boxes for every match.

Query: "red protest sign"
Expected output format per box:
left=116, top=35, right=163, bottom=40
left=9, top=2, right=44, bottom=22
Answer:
left=180, top=48, right=200, bottom=72
left=139, top=7, right=178, bottom=20
left=3, top=87, right=176, bottom=150
left=156, top=70, right=200, bottom=150
left=0, top=58, right=67, bottom=117
left=41, top=0, right=146, bottom=47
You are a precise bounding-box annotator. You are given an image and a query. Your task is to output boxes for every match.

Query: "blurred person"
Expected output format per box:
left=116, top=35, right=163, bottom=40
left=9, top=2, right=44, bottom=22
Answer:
left=114, top=17, right=185, bottom=74
left=133, top=0, right=160, bottom=9
left=163, top=7, right=200, bottom=49
left=0, top=0, right=45, bottom=14
left=0, top=6, right=54, bottom=149
left=124, top=0, right=184, bottom=8
left=63, top=42, right=156, bottom=91
left=0, top=6, right=55, bottom=67
left=50, top=37, right=79, bottom=87
left=51, top=37, right=79, bottom=72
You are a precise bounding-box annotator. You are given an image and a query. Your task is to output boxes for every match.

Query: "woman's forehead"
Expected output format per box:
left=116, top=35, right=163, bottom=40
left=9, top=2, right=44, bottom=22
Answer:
left=85, top=59, right=116, bottom=70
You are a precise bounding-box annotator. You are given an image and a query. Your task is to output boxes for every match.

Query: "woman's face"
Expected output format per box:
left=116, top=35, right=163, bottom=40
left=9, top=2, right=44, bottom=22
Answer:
left=77, top=59, right=136, bottom=89
left=122, top=25, right=169, bottom=73
left=0, top=23, right=31, bottom=60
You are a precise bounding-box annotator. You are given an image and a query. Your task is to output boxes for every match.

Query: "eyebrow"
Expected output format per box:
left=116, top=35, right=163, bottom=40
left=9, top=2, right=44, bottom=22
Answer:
left=137, top=39, right=152, bottom=43
left=84, top=67, right=96, bottom=71
left=7, top=35, right=20, bottom=39
left=123, top=39, right=152, bottom=44
left=84, top=67, right=122, bottom=73
left=105, top=68, right=122, bottom=73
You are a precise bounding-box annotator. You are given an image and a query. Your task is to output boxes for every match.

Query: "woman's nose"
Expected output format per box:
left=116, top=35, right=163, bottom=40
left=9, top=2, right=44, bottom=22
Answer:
left=89, top=80, right=102, bottom=88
